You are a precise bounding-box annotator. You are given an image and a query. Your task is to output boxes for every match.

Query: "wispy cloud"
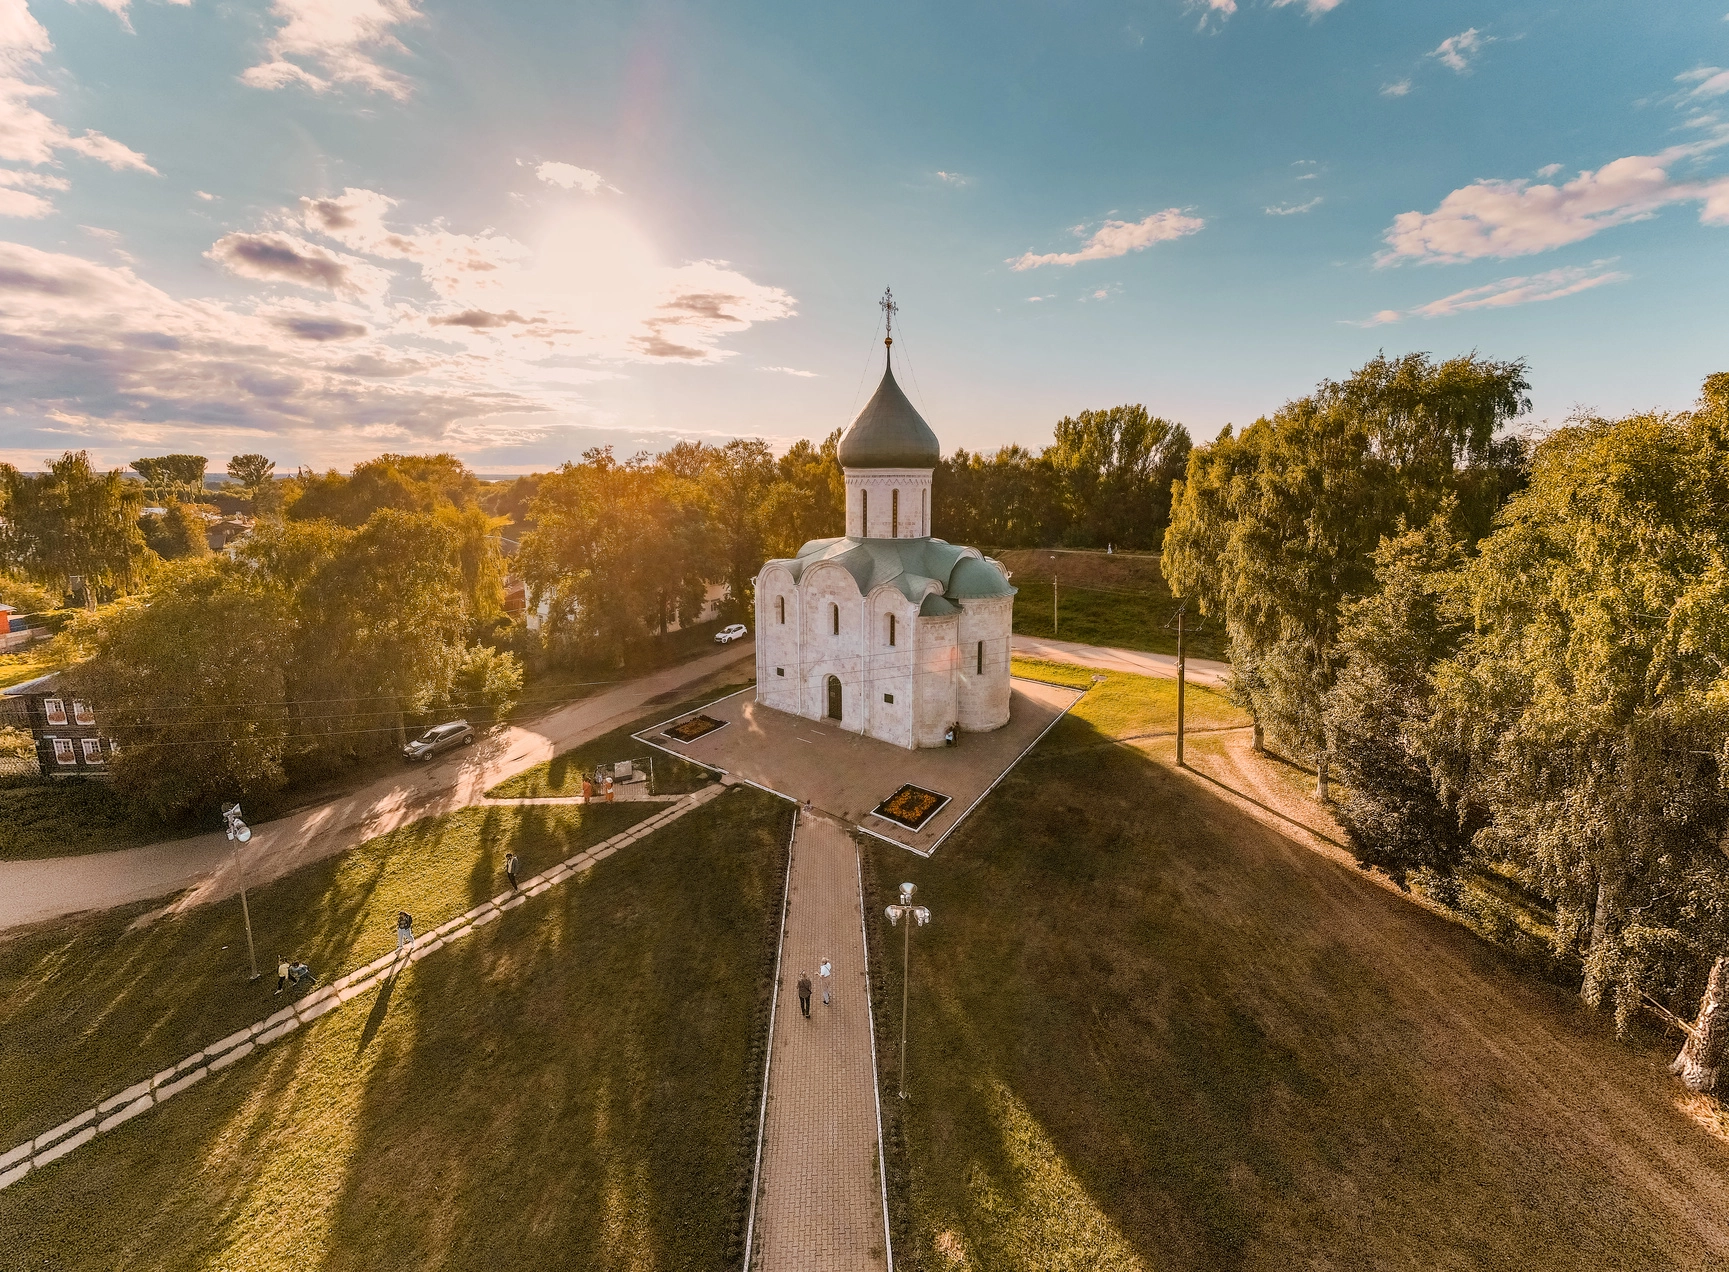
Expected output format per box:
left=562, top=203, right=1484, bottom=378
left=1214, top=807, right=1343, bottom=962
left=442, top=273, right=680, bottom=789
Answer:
left=759, top=365, right=817, bottom=377
left=1679, top=67, right=1729, bottom=101
left=1266, top=197, right=1322, bottom=216
left=1380, top=139, right=1729, bottom=264
left=1430, top=28, right=1490, bottom=74
left=1270, top=0, right=1346, bottom=16
left=1535, top=163, right=1563, bottom=178
left=934, top=170, right=969, bottom=186
left=535, top=161, right=615, bottom=193
left=1381, top=78, right=1412, bottom=97
left=1354, top=262, right=1628, bottom=325
left=241, top=0, right=421, bottom=99
left=207, top=231, right=394, bottom=298
left=1010, top=209, right=1204, bottom=269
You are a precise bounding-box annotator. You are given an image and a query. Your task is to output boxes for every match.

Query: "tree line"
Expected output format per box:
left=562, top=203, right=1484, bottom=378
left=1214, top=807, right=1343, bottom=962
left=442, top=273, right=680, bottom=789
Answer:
left=1165, top=354, right=1729, bottom=1039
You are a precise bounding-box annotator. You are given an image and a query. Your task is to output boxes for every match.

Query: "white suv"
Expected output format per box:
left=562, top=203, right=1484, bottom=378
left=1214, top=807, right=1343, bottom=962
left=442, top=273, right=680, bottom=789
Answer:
left=714, top=623, right=748, bottom=644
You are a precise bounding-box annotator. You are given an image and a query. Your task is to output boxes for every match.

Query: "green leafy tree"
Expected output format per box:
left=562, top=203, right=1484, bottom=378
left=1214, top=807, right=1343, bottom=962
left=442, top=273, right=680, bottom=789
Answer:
left=130, top=454, right=208, bottom=503
left=1162, top=353, right=1529, bottom=755
left=1046, top=404, right=1191, bottom=548
left=226, top=454, right=275, bottom=492
left=139, top=499, right=211, bottom=561
left=0, top=451, right=147, bottom=602
left=288, top=453, right=481, bottom=527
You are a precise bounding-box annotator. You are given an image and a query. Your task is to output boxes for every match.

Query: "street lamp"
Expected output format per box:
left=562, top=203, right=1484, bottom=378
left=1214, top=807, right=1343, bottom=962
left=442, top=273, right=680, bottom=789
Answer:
left=884, top=881, right=931, bottom=1100
left=222, top=802, right=261, bottom=982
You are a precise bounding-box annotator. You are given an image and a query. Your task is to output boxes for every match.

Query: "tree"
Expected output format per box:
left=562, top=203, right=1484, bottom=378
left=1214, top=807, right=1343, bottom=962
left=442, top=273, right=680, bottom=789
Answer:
left=287, top=453, right=481, bottom=527
left=227, top=454, right=276, bottom=492
left=131, top=454, right=208, bottom=504
left=0, top=451, right=147, bottom=602
left=1162, top=353, right=1529, bottom=756
left=1046, top=405, right=1191, bottom=548
left=140, top=499, right=211, bottom=561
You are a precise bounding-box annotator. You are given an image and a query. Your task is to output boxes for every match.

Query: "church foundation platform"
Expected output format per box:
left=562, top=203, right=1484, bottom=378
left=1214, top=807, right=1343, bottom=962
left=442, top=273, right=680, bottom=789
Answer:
left=634, top=678, right=1084, bottom=855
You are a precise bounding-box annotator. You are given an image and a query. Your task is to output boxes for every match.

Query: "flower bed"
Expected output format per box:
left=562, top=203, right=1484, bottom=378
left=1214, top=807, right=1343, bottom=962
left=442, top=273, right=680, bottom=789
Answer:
left=870, top=784, right=950, bottom=831
left=663, top=714, right=727, bottom=744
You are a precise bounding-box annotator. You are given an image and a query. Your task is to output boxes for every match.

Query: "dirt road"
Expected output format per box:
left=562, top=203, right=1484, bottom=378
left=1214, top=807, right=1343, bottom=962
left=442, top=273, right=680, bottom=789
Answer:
left=0, top=642, right=753, bottom=933
left=1012, top=633, right=1232, bottom=687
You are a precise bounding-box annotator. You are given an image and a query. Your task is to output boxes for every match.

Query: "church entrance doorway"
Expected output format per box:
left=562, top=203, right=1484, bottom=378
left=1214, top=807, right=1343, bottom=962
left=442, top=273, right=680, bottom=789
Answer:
left=826, top=675, right=842, bottom=721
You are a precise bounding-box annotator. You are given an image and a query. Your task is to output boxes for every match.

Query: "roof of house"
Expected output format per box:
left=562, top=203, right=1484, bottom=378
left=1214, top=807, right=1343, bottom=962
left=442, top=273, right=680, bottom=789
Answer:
left=1, top=672, right=60, bottom=698
left=835, top=349, right=942, bottom=470
left=765, top=535, right=1015, bottom=608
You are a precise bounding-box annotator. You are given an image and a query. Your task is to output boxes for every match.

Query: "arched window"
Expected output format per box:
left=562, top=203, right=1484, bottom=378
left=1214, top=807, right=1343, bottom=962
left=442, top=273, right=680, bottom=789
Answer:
left=887, top=612, right=896, bottom=647
left=891, top=489, right=899, bottom=539
left=923, top=487, right=928, bottom=536
left=831, top=602, right=839, bottom=635
left=860, top=488, right=868, bottom=536
left=977, top=640, right=984, bottom=675
left=776, top=596, right=785, bottom=624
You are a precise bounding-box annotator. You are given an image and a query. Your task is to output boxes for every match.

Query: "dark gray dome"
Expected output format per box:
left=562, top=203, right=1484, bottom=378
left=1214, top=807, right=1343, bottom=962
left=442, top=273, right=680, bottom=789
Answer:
left=837, top=350, right=941, bottom=469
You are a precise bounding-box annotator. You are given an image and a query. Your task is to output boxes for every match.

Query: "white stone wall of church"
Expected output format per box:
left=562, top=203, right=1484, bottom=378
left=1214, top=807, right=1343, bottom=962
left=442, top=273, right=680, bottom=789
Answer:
left=844, top=469, right=933, bottom=539
left=957, top=595, right=1014, bottom=732
left=754, top=565, right=803, bottom=716
left=861, top=587, right=918, bottom=746
left=912, top=613, right=960, bottom=747
left=797, top=563, right=873, bottom=728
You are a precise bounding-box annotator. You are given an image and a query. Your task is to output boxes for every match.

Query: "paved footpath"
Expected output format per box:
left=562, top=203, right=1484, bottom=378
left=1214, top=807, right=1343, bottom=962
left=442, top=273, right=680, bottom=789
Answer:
left=1012, top=632, right=1232, bottom=687
left=0, top=641, right=753, bottom=932
left=753, top=812, right=889, bottom=1272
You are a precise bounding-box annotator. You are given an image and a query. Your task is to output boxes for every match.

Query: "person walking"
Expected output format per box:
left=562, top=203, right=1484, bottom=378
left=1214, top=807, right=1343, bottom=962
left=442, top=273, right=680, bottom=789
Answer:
left=797, top=972, right=813, bottom=1019
left=395, top=909, right=415, bottom=957
left=505, top=852, right=520, bottom=889
left=581, top=775, right=593, bottom=805
left=604, top=773, right=615, bottom=803
left=275, top=957, right=291, bottom=994
left=819, top=958, right=833, bottom=1006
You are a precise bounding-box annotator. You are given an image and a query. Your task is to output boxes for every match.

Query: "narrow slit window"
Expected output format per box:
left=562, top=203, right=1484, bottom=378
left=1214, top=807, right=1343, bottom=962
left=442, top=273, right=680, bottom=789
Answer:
left=892, top=489, right=899, bottom=538
left=831, top=603, right=839, bottom=635
left=887, top=613, right=896, bottom=647
left=923, top=487, right=929, bottom=536
left=977, top=640, right=984, bottom=675
left=777, top=596, right=785, bottom=624
left=861, top=489, right=868, bottom=536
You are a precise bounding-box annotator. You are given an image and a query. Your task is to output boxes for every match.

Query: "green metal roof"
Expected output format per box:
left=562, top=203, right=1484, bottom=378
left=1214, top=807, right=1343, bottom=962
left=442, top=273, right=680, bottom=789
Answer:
left=835, top=351, right=942, bottom=470
left=767, top=535, right=1016, bottom=609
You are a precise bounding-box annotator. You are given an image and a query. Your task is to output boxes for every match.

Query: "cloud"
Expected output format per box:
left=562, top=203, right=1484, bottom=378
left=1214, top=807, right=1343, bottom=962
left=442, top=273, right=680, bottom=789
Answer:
left=1355, top=262, right=1629, bottom=325
left=1380, top=141, right=1729, bottom=264
left=208, top=231, right=394, bottom=297
left=934, top=170, right=969, bottom=186
left=1430, top=28, right=1490, bottom=74
left=242, top=0, right=421, bottom=99
left=536, top=161, right=614, bottom=193
left=1679, top=67, right=1729, bottom=101
left=759, top=365, right=817, bottom=377
left=268, top=314, right=370, bottom=341
left=1535, top=162, right=1563, bottom=178
left=195, top=190, right=216, bottom=201
left=1010, top=209, right=1204, bottom=269
left=0, top=0, right=155, bottom=216
left=1270, top=0, right=1345, bottom=15
left=1266, top=197, right=1322, bottom=215
left=1381, top=79, right=1412, bottom=97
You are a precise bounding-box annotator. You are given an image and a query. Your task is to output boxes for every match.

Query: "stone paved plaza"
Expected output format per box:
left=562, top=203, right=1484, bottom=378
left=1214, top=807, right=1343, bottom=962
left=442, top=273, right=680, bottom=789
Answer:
left=640, top=677, right=1082, bottom=853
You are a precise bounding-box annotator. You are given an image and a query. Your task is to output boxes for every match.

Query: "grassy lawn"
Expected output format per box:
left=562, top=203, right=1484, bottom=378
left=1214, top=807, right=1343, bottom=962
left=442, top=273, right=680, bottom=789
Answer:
left=0, top=646, right=56, bottom=690
left=0, top=776, right=207, bottom=862
left=487, top=683, right=749, bottom=799
left=0, top=786, right=791, bottom=1271
left=994, top=549, right=1229, bottom=662
left=0, top=799, right=656, bottom=1144
left=864, top=687, right=1728, bottom=1269
left=1012, top=656, right=1248, bottom=739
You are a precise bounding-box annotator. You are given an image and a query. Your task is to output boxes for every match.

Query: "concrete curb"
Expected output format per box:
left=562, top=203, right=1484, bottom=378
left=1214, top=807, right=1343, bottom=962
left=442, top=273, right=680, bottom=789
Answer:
left=0, top=783, right=732, bottom=1193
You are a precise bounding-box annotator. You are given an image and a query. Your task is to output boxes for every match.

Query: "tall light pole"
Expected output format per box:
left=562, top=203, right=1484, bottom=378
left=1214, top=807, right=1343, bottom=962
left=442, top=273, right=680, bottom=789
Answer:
left=222, top=802, right=261, bottom=982
left=884, top=881, right=931, bottom=1100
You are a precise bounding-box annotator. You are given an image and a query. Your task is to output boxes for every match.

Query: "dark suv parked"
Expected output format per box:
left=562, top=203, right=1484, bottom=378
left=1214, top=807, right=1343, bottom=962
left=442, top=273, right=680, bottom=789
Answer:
left=403, top=720, right=474, bottom=762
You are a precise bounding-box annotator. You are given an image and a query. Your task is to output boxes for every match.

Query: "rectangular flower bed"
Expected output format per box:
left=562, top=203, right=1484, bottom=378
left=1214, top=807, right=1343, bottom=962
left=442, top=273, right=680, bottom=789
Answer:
left=663, top=714, right=727, bottom=744
left=870, top=783, right=951, bottom=831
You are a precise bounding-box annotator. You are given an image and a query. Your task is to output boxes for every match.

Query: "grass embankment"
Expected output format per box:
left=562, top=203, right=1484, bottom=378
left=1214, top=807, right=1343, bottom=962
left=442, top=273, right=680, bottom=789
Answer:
left=0, top=786, right=792, bottom=1271
left=1012, top=657, right=1246, bottom=740
left=994, top=548, right=1229, bottom=662
left=865, top=665, right=1729, bottom=1270
left=0, top=647, right=56, bottom=691
left=0, top=776, right=205, bottom=862
left=488, top=683, right=749, bottom=799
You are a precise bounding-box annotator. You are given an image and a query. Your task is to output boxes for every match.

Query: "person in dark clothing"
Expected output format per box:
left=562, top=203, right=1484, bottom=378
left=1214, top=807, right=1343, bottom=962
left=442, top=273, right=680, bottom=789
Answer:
left=505, top=852, right=520, bottom=889
left=797, top=972, right=813, bottom=1019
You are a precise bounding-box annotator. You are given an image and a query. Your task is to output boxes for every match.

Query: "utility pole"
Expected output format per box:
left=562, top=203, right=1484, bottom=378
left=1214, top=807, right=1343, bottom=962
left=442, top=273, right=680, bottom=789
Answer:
left=884, top=882, right=931, bottom=1100
left=222, top=803, right=261, bottom=982
left=1053, top=573, right=1059, bottom=636
left=1175, top=604, right=1187, bottom=768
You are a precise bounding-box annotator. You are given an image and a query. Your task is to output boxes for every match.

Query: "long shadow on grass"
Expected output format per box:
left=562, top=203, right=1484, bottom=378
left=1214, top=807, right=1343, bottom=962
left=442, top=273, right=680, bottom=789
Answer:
left=868, top=713, right=1729, bottom=1272
left=304, top=790, right=793, bottom=1272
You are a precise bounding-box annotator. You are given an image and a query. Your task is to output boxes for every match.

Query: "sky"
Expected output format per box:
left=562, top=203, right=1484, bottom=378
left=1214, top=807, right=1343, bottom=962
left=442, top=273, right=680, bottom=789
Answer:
left=0, top=0, right=1726, bottom=474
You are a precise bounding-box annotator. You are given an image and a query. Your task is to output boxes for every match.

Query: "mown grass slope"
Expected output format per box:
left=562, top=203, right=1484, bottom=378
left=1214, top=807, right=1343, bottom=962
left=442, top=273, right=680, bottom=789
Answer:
left=0, top=786, right=791, bottom=1272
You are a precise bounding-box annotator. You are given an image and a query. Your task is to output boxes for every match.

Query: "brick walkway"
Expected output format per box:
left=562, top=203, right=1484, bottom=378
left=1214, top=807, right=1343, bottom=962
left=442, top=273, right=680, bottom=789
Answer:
left=753, top=812, right=889, bottom=1271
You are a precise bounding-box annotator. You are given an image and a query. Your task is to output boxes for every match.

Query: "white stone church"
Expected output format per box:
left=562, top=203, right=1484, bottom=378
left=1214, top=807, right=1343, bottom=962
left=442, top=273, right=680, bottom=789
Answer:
left=754, top=331, right=1017, bottom=750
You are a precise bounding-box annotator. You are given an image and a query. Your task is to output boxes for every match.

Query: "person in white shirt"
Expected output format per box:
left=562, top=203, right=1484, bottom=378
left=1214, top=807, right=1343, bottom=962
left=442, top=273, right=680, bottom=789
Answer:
left=819, top=958, right=833, bottom=1006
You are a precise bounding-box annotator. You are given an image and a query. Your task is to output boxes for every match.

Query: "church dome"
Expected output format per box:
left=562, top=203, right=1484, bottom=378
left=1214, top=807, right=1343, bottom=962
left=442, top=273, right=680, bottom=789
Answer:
left=836, top=351, right=941, bottom=470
